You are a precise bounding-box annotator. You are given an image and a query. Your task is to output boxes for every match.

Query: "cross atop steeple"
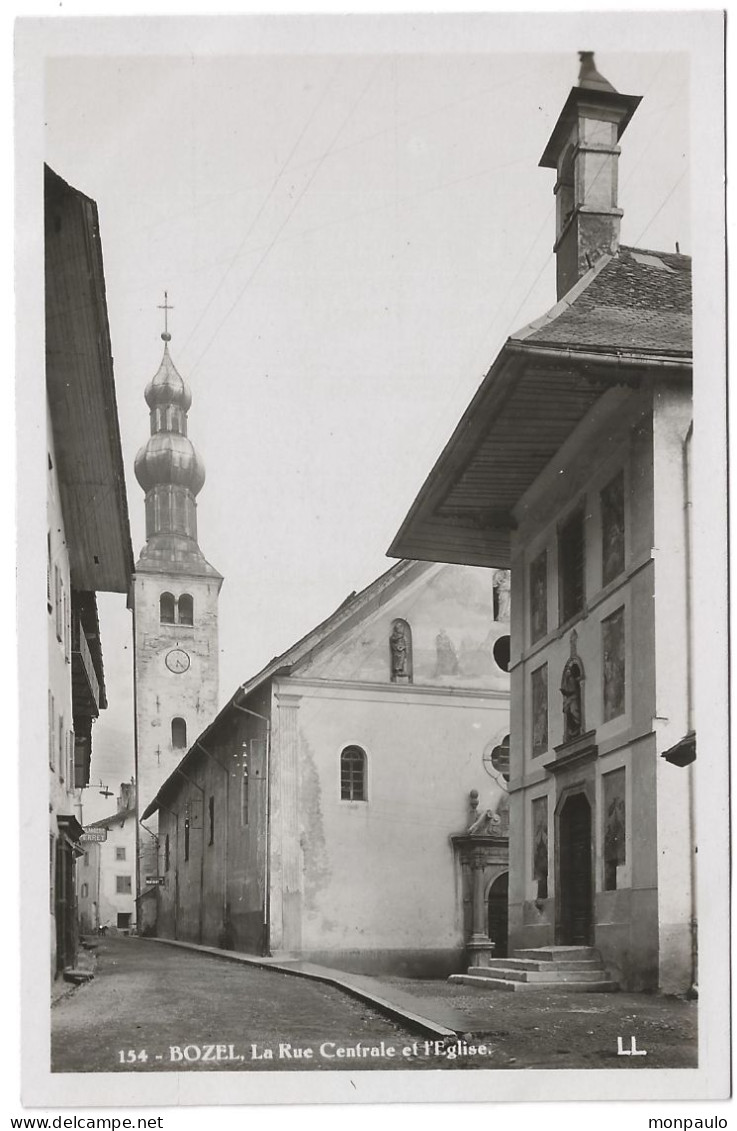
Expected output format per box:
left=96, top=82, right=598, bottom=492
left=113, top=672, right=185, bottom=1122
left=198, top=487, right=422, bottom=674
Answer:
left=158, top=291, right=174, bottom=342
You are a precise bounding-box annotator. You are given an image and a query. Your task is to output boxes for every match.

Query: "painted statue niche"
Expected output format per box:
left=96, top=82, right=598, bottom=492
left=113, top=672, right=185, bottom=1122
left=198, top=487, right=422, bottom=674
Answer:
left=389, top=618, right=413, bottom=683
left=560, top=631, right=585, bottom=742
left=492, top=569, right=511, bottom=622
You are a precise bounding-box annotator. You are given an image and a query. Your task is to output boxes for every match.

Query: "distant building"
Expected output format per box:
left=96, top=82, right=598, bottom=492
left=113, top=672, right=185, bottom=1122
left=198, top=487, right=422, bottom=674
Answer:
left=77, top=782, right=137, bottom=935
left=46, top=165, right=134, bottom=978
left=131, top=320, right=223, bottom=934
left=390, top=55, right=695, bottom=992
left=143, top=560, right=511, bottom=976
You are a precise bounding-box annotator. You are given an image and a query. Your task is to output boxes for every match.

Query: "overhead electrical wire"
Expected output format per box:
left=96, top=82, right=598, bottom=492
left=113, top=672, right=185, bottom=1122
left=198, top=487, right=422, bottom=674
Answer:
left=188, top=59, right=386, bottom=377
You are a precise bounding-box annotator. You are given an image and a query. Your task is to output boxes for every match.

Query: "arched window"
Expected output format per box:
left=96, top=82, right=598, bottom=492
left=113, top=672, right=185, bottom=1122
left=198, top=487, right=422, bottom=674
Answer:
left=178, top=593, right=194, bottom=625
left=340, top=745, right=367, bottom=802
left=160, top=592, right=175, bottom=624
left=172, top=717, right=187, bottom=749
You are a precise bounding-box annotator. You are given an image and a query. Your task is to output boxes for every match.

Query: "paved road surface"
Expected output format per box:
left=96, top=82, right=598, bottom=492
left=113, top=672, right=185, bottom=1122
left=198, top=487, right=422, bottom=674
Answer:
left=51, top=937, right=462, bottom=1073
left=51, top=936, right=697, bottom=1073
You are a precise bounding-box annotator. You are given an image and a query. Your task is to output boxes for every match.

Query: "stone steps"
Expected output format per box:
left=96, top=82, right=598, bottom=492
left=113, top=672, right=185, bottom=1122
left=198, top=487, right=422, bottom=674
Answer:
left=449, top=945, right=618, bottom=993
left=449, top=973, right=619, bottom=993
left=484, top=956, right=603, bottom=972
left=464, top=965, right=609, bottom=983
left=514, top=946, right=601, bottom=961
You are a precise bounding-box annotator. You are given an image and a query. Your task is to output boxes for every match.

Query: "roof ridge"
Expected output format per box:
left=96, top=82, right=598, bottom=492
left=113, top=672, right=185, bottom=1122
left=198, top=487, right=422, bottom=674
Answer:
left=510, top=253, right=613, bottom=343
left=620, top=243, right=691, bottom=262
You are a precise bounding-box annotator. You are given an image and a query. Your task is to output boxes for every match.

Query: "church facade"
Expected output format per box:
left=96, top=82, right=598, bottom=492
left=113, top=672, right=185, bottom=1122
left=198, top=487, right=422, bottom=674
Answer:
left=390, top=55, right=695, bottom=993
left=132, top=320, right=222, bottom=933
left=142, top=560, right=511, bottom=976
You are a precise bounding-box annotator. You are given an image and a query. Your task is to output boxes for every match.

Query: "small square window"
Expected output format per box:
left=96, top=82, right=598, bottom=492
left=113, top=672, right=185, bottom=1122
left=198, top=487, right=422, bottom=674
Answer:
left=115, top=847, right=126, bottom=861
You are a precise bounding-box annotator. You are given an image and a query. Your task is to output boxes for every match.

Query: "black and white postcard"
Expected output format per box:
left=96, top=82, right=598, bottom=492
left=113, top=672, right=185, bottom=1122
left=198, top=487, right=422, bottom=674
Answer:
left=15, top=8, right=729, bottom=1116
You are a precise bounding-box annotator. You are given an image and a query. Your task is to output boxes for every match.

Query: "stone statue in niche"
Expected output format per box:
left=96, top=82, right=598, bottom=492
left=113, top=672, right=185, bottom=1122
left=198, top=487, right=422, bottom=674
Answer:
left=434, top=628, right=459, bottom=676
left=389, top=618, right=412, bottom=683
left=560, top=631, right=585, bottom=742
left=493, top=569, right=511, bottom=622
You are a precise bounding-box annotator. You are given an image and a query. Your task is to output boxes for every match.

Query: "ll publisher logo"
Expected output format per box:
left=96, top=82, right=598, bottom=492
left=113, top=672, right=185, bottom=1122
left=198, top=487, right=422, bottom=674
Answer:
left=617, top=1036, right=648, bottom=1056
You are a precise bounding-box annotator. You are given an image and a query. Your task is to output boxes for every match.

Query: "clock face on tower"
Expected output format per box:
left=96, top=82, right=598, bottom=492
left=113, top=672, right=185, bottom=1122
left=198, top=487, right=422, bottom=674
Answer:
left=165, top=648, right=191, bottom=674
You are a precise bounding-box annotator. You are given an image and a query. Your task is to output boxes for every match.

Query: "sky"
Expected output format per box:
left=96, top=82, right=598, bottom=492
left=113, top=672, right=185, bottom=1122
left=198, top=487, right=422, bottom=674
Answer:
left=41, top=26, right=692, bottom=822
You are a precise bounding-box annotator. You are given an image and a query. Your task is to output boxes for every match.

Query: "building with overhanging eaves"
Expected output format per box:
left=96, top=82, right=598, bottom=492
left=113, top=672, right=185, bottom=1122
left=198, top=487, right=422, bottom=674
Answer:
left=390, top=54, right=696, bottom=993
left=46, top=165, right=134, bottom=979
left=141, top=559, right=511, bottom=977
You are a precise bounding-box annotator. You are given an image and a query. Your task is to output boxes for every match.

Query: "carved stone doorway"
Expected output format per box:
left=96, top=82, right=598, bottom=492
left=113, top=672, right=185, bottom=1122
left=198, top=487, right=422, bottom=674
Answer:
left=558, top=793, right=593, bottom=945
left=488, top=871, right=508, bottom=958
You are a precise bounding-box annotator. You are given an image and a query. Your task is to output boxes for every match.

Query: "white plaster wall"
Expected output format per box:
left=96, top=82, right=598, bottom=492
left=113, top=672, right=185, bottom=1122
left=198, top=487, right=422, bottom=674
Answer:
left=48, top=401, right=78, bottom=969
left=97, top=817, right=137, bottom=929
left=272, top=679, right=508, bottom=956
left=77, top=843, right=100, bottom=933
left=651, top=383, right=695, bottom=990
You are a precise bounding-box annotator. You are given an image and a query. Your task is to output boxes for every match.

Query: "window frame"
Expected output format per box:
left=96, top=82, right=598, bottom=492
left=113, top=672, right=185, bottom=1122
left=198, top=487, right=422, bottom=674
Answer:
left=339, top=745, right=368, bottom=803
left=178, top=593, right=194, bottom=626
left=159, top=592, right=176, bottom=624
left=171, top=716, right=187, bottom=749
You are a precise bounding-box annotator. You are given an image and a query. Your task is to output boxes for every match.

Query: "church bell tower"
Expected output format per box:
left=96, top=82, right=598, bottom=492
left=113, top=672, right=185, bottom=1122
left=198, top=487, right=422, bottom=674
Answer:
left=132, top=297, right=222, bottom=931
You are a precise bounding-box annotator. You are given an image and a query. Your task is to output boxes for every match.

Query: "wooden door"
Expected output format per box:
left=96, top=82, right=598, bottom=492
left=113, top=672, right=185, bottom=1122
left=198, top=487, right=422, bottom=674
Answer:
left=488, top=872, right=509, bottom=958
left=559, top=794, right=593, bottom=945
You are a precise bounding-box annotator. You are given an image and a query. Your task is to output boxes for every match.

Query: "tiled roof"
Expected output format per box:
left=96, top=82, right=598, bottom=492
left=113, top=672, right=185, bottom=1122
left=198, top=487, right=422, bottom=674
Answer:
left=514, top=246, right=692, bottom=357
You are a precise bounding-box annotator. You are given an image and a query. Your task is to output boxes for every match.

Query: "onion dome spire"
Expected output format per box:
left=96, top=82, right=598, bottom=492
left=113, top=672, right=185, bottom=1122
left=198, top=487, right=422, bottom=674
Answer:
left=133, top=295, right=220, bottom=577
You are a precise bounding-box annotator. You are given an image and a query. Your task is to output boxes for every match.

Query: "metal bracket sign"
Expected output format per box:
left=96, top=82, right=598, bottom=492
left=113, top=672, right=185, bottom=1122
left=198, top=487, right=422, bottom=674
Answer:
left=145, top=876, right=165, bottom=886
left=80, top=829, right=107, bottom=843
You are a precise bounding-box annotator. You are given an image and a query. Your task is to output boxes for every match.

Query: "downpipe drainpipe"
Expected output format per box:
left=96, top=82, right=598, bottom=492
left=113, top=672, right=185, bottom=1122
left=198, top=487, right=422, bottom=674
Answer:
left=138, top=818, right=159, bottom=933
left=196, top=741, right=231, bottom=945
left=683, top=422, right=697, bottom=997
left=234, top=699, right=272, bottom=956
left=175, top=767, right=205, bottom=945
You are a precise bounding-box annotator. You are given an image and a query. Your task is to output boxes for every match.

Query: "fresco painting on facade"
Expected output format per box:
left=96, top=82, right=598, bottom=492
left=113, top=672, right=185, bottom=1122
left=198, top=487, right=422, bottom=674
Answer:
left=529, top=551, right=548, bottom=644
left=531, top=795, right=549, bottom=902
left=531, top=664, right=548, bottom=757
